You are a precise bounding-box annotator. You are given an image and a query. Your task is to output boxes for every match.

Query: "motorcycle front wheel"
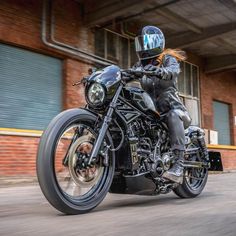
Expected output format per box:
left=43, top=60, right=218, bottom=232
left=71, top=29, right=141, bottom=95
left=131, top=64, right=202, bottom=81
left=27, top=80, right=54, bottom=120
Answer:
left=37, top=109, right=115, bottom=214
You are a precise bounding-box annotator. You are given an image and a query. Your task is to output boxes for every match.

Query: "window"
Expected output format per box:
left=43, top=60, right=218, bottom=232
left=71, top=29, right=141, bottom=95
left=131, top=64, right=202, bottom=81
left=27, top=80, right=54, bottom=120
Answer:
left=213, top=101, right=231, bottom=145
left=94, top=31, right=201, bottom=126
left=95, top=29, right=138, bottom=68
left=178, top=62, right=200, bottom=126
left=0, top=44, right=62, bottom=130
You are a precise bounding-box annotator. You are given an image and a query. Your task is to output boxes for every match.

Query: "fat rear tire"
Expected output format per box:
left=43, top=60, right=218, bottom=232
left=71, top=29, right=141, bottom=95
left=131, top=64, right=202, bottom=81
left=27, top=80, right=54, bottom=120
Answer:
left=173, top=170, right=208, bottom=198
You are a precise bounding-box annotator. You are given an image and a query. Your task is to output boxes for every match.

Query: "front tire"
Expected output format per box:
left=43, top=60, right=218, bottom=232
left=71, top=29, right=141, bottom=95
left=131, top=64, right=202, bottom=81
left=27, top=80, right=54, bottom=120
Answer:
left=37, top=109, right=115, bottom=214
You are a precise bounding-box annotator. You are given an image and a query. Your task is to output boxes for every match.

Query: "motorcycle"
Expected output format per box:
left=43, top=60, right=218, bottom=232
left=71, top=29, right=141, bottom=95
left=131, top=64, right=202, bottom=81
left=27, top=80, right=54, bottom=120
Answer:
left=37, top=65, right=222, bottom=214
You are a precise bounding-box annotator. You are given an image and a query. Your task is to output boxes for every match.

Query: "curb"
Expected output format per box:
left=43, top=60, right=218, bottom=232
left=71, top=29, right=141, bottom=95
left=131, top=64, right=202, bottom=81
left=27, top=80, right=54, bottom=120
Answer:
left=0, top=177, right=38, bottom=187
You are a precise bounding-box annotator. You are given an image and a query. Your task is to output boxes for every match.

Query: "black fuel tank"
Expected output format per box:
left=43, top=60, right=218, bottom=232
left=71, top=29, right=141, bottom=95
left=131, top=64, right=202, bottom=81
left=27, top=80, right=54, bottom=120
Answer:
left=123, top=86, right=156, bottom=113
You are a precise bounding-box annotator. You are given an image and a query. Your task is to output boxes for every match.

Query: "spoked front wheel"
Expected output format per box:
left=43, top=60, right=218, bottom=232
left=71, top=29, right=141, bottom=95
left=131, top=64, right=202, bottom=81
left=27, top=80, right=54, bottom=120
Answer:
left=37, top=109, right=115, bottom=214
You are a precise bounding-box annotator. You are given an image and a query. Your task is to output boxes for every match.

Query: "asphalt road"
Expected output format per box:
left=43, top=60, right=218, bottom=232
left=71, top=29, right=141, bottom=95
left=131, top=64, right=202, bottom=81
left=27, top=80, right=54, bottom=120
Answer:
left=0, top=173, right=236, bottom=236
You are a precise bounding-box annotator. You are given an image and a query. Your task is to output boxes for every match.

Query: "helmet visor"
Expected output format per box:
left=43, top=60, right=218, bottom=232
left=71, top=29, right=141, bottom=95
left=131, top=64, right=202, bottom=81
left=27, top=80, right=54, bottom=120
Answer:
left=135, top=34, right=165, bottom=52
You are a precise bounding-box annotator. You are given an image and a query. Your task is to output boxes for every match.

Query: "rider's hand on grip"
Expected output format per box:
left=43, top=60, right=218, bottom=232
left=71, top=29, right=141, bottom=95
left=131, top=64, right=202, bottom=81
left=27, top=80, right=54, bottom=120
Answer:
left=121, top=71, right=135, bottom=82
left=144, top=64, right=162, bottom=77
left=144, top=64, right=158, bottom=71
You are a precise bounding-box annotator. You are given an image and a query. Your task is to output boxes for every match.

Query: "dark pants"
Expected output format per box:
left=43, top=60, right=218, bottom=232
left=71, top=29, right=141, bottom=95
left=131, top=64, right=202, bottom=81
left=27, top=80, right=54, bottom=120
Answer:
left=166, top=109, right=191, bottom=151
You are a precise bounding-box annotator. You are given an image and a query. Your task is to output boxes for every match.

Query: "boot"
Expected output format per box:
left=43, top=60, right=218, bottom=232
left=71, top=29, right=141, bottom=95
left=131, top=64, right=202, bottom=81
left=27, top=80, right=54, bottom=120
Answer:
left=163, top=150, right=184, bottom=184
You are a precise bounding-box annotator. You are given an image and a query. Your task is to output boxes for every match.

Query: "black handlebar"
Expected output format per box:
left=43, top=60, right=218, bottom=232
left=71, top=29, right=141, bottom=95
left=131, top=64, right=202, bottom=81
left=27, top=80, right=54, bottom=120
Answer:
left=73, top=68, right=158, bottom=86
left=72, top=77, right=88, bottom=86
left=121, top=69, right=157, bottom=77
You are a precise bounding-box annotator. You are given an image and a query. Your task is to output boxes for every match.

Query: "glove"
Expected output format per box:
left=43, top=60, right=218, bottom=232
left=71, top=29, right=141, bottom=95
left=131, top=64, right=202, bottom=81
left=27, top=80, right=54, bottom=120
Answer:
left=144, top=64, right=158, bottom=71
left=144, top=64, right=163, bottom=77
left=121, top=71, right=134, bottom=82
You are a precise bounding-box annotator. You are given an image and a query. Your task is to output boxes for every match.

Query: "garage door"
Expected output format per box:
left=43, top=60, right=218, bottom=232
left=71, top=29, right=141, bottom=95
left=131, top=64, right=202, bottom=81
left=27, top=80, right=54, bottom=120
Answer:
left=0, top=44, right=62, bottom=130
left=213, top=101, right=231, bottom=145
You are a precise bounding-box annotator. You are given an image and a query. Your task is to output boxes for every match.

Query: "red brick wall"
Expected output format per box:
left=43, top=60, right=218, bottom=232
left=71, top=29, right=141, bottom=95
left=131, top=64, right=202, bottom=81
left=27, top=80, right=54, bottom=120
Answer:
left=0, top=0, right=94, bottom=58
left=200, top=71, right=236, bottom=144
left=209, top=148, right=236, bottom=171
left=0, top=135, right=39, bottom=176
left=200, top=71, right=236, bottom=169
left=185, top=52, right=236, bottom=170
left=221, top=150, right=236, bottom=170
left=63, top=59, right=88, bottom=109
left=0, top=0, right=92, bottom=177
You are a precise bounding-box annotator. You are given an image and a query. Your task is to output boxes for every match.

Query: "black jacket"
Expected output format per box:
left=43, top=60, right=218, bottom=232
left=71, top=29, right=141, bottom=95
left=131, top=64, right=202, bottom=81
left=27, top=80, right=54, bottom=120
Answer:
left=133, top=54, right=188, bottom=114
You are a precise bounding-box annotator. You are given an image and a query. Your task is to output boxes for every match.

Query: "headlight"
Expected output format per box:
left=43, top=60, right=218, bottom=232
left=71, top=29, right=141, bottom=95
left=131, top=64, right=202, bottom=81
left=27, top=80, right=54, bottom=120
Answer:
left=87, top=83, right=105, bottom=105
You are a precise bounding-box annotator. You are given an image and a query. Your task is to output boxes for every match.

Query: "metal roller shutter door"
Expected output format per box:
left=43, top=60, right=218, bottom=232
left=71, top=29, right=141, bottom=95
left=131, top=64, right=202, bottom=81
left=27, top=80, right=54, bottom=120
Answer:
left=0, top=44, right=62, bottom=130
left=213, top=101, right=231, bottom=145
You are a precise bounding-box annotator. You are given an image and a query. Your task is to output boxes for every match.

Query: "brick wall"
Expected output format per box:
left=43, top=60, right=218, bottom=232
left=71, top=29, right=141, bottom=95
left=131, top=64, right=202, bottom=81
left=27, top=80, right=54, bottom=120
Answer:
left=200, top=71, right=236, bottom=144
left=0, top=0, right=92, bottom=177
left=220, top=149, right=236, bottom=170
left=182, top=52, right=236, bottom=170
left=0, top=135, right=40, bottom=176
left=63, top=59, right=88, bottom=109
left=200, top=71, right=236, bottom=170
left=209, top=148, right=236, bottom=171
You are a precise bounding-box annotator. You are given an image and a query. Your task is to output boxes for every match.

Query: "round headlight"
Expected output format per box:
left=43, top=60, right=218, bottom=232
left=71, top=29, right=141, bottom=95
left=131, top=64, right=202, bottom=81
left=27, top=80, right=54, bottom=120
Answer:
left=87, top=83, right=105, bottom=105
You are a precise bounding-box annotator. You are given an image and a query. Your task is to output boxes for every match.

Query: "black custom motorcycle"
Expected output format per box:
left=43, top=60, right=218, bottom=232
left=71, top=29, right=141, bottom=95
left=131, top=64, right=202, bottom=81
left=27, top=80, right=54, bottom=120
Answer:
left=37, top=65, right=222, bottom=215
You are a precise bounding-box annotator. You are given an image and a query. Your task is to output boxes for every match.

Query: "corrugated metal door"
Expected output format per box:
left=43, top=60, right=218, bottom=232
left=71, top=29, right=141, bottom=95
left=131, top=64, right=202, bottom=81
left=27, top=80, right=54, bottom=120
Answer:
left=213, top=101, right=231, bottom=145
left=0, top=44, right=62, bottom=130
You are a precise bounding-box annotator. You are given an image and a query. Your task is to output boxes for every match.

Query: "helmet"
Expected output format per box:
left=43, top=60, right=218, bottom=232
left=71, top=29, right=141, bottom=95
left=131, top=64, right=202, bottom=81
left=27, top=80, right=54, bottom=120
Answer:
left=135, top=26, right=165, bottom=60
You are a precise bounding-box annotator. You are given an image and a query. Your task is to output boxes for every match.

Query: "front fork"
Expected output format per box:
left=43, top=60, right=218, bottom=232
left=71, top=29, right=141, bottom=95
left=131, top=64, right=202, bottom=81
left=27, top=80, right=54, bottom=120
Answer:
left=88, top=84, right=123, bottom=165
left=62, top=126, right=84, bottom=166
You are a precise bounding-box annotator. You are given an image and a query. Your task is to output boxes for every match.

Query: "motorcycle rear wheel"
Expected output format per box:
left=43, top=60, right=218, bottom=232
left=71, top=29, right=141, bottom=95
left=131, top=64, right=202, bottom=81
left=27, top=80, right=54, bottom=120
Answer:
left=37, top=109, right=115, bottom=214
left=173, top=144, right=208, bottom=198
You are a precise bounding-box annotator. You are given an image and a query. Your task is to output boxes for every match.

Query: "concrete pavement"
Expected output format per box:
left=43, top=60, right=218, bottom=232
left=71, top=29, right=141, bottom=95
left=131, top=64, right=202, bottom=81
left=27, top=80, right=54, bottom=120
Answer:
left=0, top=173, right=236, bottom=236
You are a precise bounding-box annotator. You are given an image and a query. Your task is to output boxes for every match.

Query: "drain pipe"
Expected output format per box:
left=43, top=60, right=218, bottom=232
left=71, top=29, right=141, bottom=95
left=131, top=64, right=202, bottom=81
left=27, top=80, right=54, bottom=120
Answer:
left=41, top=0, right=113, bottom=66
left=50, top=0, right=131, bottom=50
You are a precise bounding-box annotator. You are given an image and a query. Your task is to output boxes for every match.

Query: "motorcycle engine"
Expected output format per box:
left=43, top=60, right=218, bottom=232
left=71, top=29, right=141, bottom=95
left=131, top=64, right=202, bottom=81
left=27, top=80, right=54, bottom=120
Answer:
left=149, top=152, right=174, bottom=177
left=161, top=152, right=172, bottom=170
left=126, top=119, right=174, bottom=177
left=127, top=120, right=152, bottom=171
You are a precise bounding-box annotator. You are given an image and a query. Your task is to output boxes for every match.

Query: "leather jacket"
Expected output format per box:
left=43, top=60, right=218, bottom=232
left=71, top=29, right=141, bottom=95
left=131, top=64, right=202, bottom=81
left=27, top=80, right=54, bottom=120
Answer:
left=133, top=54, right=188, bottom=114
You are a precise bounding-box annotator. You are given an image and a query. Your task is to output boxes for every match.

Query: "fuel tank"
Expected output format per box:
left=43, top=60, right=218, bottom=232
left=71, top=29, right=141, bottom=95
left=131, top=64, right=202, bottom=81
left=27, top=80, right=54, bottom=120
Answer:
left=123, top=86, right=157, bottom=113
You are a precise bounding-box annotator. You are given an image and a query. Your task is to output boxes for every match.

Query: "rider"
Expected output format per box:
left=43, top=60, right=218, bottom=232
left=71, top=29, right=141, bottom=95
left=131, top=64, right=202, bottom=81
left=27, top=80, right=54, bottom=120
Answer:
left=133, top=25, right=191, bottom=183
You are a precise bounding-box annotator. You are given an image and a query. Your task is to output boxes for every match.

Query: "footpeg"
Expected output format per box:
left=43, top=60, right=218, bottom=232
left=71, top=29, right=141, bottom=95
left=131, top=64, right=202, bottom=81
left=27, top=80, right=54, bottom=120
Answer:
left=162, top=172, right=183, bottom=184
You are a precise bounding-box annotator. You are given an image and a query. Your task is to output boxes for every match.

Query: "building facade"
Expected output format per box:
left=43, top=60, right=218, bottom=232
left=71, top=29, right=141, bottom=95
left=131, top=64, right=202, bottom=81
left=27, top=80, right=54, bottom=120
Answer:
left=0, top=0, right=236, bottom=177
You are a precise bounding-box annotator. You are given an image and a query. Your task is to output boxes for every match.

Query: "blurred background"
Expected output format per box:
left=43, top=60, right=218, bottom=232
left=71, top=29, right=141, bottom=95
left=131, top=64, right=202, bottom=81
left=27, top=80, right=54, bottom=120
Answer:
left=0, top=0, right=236, bottom=183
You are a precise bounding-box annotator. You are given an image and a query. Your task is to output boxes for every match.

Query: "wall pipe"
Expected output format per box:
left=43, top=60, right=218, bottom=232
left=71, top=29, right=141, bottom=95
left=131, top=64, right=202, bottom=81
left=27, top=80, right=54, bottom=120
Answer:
left=42, top=0, right=114, bottom=66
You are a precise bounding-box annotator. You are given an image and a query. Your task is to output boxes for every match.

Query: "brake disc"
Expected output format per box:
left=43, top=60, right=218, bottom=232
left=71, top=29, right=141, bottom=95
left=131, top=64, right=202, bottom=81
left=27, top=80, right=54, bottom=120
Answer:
left=68, top=135, right=104, bottom=188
